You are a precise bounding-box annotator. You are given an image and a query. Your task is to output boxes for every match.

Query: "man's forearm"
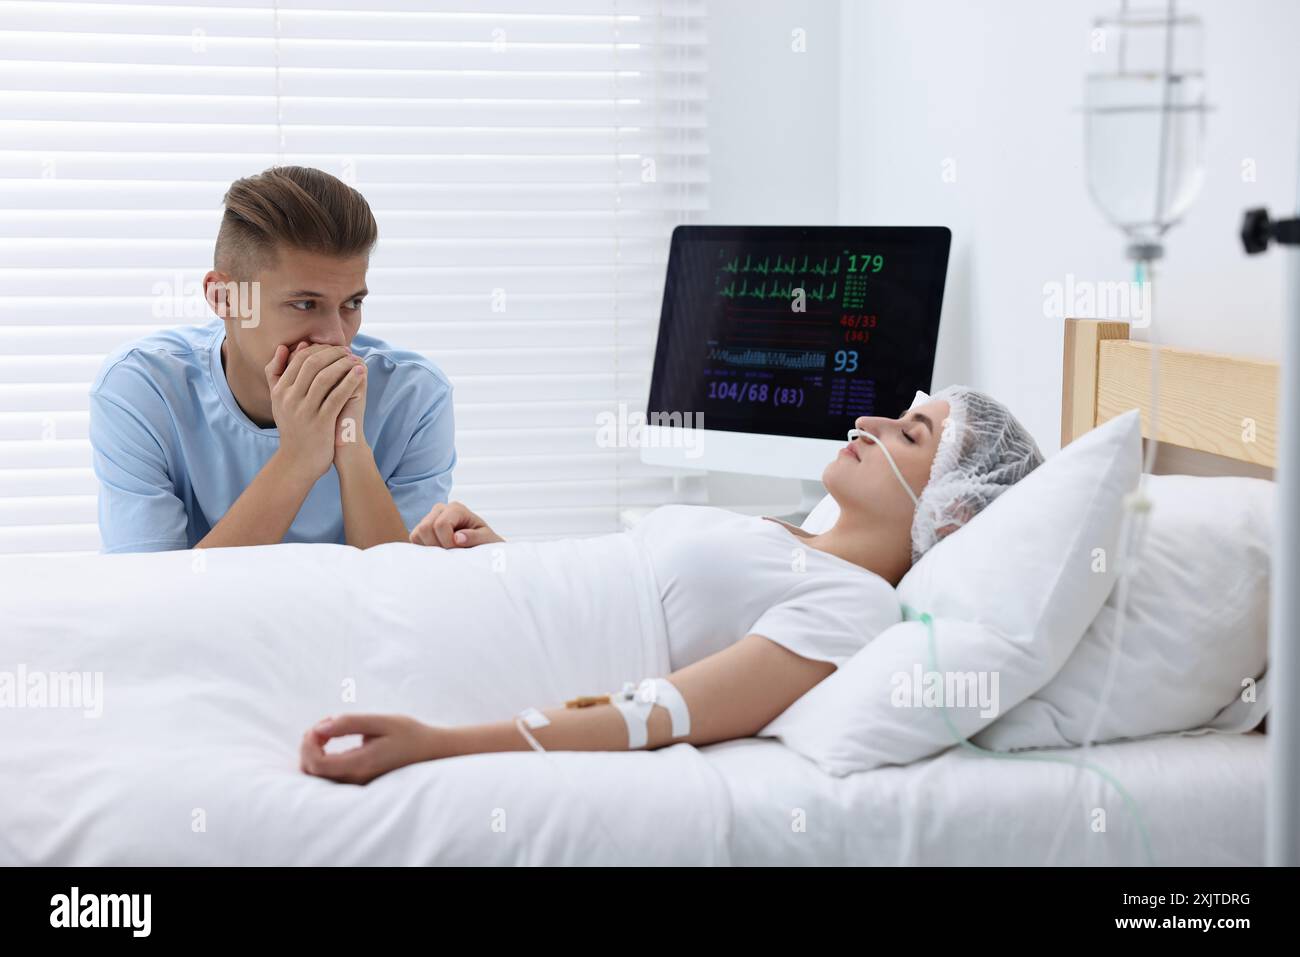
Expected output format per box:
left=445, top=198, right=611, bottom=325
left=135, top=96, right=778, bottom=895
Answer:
left=196, top=450, right=316, bottom=549
left=335, top=444, right=411, bottom=548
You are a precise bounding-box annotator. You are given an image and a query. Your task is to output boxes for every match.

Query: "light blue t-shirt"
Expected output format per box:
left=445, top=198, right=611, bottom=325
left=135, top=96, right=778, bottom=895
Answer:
left=88, top=319, right=456, bottom=553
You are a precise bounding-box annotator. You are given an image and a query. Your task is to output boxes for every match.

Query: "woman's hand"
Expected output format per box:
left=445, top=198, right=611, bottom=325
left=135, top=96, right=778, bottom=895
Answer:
left=410, top=501, right=503, bottom=548
left=300, top=714, right=441, bottom=785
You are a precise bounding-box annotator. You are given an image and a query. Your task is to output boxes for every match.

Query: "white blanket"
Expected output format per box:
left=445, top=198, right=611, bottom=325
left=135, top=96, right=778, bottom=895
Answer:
left=0, top=538, right=732, bottom=865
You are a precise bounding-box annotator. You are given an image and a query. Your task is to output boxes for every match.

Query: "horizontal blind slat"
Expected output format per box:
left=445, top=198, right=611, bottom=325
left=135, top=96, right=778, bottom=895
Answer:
left=0, top=267, right=669, bottom=296
left=0, top=33, right=707, bottom=74
left=0, top=92, right=707, bottom=130
left=0, top=121, right=707, bottom=156
left=0, top=180, right=708, bottom=213
left=0, top=210, right=694, bottom=240
left=0, top=151, right=710, bottom=183
left=0, top=294, right=664, bottom=323
left=49, top=0, right=704, bottom=14
left=0, top=62, right=707, bottom=101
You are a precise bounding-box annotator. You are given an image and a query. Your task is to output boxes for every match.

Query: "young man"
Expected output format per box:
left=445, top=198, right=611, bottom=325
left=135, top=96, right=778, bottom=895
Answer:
left=89, top=166, right=456, bottom=553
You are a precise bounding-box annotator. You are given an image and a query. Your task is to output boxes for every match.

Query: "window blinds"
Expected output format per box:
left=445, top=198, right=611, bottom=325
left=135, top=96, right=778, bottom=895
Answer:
left=0, top=0, right=707, bottom=553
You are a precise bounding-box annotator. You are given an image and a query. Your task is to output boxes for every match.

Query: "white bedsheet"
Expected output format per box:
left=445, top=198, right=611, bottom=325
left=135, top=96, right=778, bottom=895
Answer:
left=703, top=732, right=1266, bottom=866
left=0, top=539, right=733, bottom=865
left=0, top=541, right=1265, bottom=866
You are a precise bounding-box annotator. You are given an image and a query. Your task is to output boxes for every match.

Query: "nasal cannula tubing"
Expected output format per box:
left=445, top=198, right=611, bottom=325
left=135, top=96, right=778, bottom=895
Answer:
left=853, top=402, right=1155, bottom=865
left=901, top=603, right=1154, bottom=865
left=847, top=428, right=920, bottom=506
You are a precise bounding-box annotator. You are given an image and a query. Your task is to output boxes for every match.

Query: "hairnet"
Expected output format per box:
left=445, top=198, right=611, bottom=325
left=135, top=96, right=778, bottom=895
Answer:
left=910, top=385, right=1045, bottom=562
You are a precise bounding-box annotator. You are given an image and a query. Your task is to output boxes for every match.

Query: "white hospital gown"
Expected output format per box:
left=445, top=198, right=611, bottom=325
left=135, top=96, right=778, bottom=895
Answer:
left=630, top=505, right=901, bottom=670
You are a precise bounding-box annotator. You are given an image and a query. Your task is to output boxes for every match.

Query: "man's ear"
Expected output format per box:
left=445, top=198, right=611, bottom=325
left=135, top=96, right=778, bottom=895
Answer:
left=203, top=269, right=234, bottom=319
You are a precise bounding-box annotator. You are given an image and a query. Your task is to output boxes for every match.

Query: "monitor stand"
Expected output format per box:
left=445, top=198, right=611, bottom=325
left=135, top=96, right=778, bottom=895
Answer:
left=793, top=478, right=827, bottom=517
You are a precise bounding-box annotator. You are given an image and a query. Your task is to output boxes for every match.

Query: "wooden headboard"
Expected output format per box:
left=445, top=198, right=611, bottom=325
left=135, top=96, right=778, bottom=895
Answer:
left=1061, top=318, right=1279, bottom=474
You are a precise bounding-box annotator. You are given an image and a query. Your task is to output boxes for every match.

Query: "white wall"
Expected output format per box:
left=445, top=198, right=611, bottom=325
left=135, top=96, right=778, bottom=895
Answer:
left=837, top=0, right=1300, bottom=451
left=701, top=0, right=843, bottom=507
left=698, top=0, right=1296, bottom=489
left=705, top=0, right=841, bottom=225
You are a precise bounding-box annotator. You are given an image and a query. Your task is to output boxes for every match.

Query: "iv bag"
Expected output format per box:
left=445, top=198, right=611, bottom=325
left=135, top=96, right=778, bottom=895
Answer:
left=1084, top=5, right=1209, bottom=254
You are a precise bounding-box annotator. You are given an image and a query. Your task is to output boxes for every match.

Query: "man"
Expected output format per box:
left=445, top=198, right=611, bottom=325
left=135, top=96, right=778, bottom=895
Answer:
left=89, top=166, right=456, bottom=552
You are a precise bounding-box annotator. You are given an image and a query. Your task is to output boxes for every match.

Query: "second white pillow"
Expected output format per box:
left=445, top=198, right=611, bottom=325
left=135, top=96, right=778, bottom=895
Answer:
left=973, top=474, right=1273, bottom=751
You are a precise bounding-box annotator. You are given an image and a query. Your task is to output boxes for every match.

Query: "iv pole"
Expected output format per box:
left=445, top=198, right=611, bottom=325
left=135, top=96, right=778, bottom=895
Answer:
left=1241, top=156, right=1300, bottom=866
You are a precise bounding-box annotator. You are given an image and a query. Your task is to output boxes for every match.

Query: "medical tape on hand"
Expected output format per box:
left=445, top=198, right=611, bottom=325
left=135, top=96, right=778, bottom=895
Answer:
left=642, top=677, right=691, bottom=738
left=611, top=678, right=691, bottom=750
left=514, top=706, right=550, bottom=753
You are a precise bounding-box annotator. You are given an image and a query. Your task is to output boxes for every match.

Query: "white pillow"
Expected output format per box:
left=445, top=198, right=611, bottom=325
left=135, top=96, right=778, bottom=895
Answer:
left=764, top=409, right=1142, bottom=775
left=973, top=474, right=1273, bottom=750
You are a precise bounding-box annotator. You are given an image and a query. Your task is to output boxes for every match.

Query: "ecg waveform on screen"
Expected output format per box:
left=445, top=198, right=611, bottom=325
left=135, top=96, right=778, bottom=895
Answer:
left=707, top=346, right=826, bottom=371
left=721, top=253, right=845, bottom=277
left=715, top=248, right=884, bottom=311
left=718, top=252, right=884, bottom=277
left=694, top=243, right=898, bottom=423
left=718, top=280, right=838, bottom=302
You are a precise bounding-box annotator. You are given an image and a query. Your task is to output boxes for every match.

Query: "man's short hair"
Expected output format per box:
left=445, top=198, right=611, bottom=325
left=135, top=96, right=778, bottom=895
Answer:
left=214, top=166, right=378, bottom=278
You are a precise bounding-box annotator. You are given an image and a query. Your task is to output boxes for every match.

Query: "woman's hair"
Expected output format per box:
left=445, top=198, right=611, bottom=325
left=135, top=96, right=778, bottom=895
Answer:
left=910, top=385, right=1045, bottom=561
left=214, top=166, right=378, bottom=278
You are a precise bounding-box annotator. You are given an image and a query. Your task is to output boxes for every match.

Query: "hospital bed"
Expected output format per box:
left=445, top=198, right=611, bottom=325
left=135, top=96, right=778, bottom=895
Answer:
left=0, top=318, right=1274, bottom=866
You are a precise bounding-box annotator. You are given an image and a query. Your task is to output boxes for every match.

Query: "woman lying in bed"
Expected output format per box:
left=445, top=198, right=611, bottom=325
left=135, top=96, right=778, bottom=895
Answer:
left=301, top=386, right=1043, bottom=784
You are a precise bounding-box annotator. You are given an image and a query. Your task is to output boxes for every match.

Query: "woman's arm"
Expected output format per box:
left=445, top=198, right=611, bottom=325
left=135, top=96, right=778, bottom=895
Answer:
left=409, top=501, right=502, bottom=548
left=300, top=634, right=834, bottom=784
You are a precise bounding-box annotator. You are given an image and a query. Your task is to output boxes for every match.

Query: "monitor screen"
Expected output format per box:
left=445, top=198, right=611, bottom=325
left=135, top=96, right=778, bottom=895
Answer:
left=647, top=225, right=950, bottom=440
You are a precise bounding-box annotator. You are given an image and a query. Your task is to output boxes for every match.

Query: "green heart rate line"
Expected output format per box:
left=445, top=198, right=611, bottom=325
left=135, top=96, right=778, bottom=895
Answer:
left=718, top=279, right=840, bottom=302
left=717, top=251, right=885, bottom=277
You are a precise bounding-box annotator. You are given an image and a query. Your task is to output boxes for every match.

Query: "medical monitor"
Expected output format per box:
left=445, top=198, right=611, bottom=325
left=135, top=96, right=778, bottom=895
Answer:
left=642, top=225, right=951, bottom=479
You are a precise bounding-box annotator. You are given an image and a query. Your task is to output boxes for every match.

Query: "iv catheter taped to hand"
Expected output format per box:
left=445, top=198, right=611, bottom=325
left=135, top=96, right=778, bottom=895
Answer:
left=514, top=706, right=550, bottom=752
left=608, top=678, right=691, bottom=749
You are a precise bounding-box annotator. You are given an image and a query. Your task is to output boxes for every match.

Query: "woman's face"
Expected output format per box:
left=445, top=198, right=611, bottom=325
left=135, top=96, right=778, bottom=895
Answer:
left=822, top=397, right=951, bottom=522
